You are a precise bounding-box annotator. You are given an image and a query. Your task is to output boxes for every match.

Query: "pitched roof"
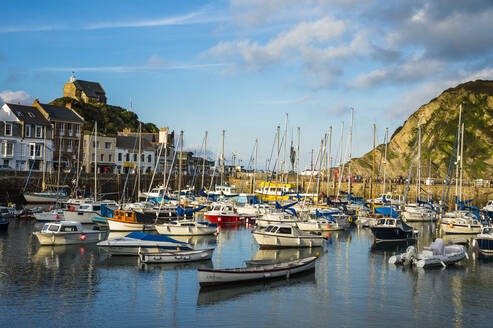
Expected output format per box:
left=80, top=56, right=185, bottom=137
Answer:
left=39, top=103, right=84, bottom=123
left=5, top=103, right=51, bottom=125
left=73, top=80, right=105, bottom=98
left=116, top=135, right=154, bottom=151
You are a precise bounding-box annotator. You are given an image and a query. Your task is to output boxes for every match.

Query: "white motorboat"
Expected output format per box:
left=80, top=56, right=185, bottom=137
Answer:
left=197, top=256, right=318, bottom=287
left=256, top=212, right=299, bottom=227
left=24, top=191, right=68, bottom=203
left=34, top=209, right=65, bottom=222
left=439, top=211, right=482, bottom=234
left=138, top=248, right=214, bottom=263
left=155, top=220, right=218, bottom=236
left=252, top=224, right=326, bottom=248
left=33, top=221, right=106, bottom=246
left=63, top=201, right=118, bottom=224
left=389, top=238, right=467, bottom=268
left=236, top=203, right=272, bottom=217
left=402, top=203, right=437, bottom=222
left=297, top=216, right=349, bottom=232
left=97, top=231, right=193, bottom=255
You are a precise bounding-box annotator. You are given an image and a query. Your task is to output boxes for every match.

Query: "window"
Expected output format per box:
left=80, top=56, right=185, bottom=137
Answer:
left=4, top=123, right=12, bottom=136
left=93, top=141, right=99, bottom=148
left=109, top=154, right=112, bottom=162
left=29, top=144, right=40, bottom=157
left=91, top=153, right=95, bottom=161
left=28, top=112, right=35, bottom=118
left=25, top=125, right=31, bottom=138
left=1, top=142, right=14, bottom=156
left=100, top=154, right=104, bottom=161
left=59, top=123, right=65, bottom=135
left=35, top=125, right=42, bottom=138
left=148, top=154, right=152, bottom=163
left=141, top=154, right=144, bottom=162
left=277, top=227, right=292, bottom=234
left=125, top=153, right=130, bottom=161
left=134, top=154, right=137, bottom=161
left=67, top=123, right=72, bottom=136
left=105, top=142, right=111, bottom=149
left=118, top=153, right=122, bottom=161
left=67, top=140, right=72, bottom=152
left=75, top=124, right=80, bottom=136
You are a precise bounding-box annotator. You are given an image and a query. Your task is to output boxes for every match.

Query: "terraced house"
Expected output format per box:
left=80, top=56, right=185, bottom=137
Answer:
left=33, top=99, right=84, bottom=171
left=0, top=103, right=53, bottom=171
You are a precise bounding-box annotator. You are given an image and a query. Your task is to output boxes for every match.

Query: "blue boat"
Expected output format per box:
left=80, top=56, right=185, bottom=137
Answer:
left=0, top=218, right=8, bottom=231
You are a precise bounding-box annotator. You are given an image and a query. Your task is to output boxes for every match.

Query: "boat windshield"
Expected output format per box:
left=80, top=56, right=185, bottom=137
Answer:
left=277, top=227, right=292, bottom=234
left=47, top=225, right=60, bottom=232
left=60, top=225, right=79, bottom=232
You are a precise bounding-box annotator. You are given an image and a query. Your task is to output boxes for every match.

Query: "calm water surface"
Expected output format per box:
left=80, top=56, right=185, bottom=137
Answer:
left=1, top=219, right=493, bottom=327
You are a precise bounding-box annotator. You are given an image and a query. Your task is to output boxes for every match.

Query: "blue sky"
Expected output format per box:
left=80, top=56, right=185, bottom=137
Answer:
left=1, top=0, right=492, bottom=170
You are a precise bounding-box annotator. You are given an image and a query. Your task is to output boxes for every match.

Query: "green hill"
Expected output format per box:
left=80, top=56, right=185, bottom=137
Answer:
left=351, top=80, right=493, bottom=179
left=49, top=97, right=158, bottom=136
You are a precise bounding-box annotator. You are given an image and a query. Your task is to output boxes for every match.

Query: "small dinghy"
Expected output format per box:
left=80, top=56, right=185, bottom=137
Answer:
left=197, top=256, right=317, bottom=287
left=138, top=248, right=214, bottom=263
left=389, top=238, right=467, bottom=268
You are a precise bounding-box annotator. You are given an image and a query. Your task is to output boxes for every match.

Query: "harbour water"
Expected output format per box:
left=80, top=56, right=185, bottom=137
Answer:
left=1, top=220, right=493, bottom=327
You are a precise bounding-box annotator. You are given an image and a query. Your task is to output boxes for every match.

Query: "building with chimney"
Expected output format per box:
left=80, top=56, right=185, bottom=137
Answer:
left=63, top=73, right=107, bottom=104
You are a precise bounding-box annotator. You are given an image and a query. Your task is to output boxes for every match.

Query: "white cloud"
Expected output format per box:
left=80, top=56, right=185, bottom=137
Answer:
left=0, top=90, right=33, bottom=106
left=351, top=56, right=444, bottom=88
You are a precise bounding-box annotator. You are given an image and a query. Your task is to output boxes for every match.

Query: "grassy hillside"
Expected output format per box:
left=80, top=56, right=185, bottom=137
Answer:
left=351, top=80, right=493, bottom=179
left=50, top=97, right=158, bottom=136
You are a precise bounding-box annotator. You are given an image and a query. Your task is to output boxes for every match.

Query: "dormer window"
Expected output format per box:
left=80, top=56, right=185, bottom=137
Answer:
left=4, top=123, right=12, bottom=136
left=28, top=112, right=35, bottom=118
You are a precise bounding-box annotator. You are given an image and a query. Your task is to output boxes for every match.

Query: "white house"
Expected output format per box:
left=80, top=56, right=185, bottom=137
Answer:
left=115, top=135, right=155, bottom=174
left=0, top=103, right=53, bottom=171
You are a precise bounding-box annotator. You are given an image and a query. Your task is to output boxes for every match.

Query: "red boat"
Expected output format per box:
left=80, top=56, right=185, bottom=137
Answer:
left=204, top=203, right=252, bottom=224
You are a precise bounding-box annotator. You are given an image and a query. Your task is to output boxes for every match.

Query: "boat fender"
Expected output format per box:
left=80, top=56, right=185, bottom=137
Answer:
left=449, top=223, right=454, bottom=229
left=56, top=215, right=60, bottom=219
left=79, top=234, right=87, bottom=240
left=464, top=252, right=469, bottom=260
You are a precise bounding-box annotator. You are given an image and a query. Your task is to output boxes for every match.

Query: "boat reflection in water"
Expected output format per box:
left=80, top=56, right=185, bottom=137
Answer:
left=32, top=244, right=100, bottom=269
left=196, top=271, right=315, bottom=306
left=253, top=247, right=323, bottom=263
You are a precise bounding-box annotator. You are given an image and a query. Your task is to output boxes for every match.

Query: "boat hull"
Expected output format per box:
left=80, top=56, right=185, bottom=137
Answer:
left=107, top=218, right=155, bottom=231
left=204, top=214, right=248, bottom=224
left=370, top=227, right=415, bottom=241
left=252, top=232, right=325, bottom=248
left=439, top=223, right=482, bottom=235
left=24, top=193, right=68, bottom=203
left=34, top=211, right=64, bottom=222
left=33, top=231, right=106, bottom=246
left=198, top=256, right=317, bottom=287
left=155, top=224, right=217, bottom=236
left=474, top=237, right=493, bottom=255
left=63, top=210, right=99, bottom=224
left=0, top=219, right=8, bottom=231
left=139, top=248, right=214, bottom=263
left=297, top=221, right=347, bottom=231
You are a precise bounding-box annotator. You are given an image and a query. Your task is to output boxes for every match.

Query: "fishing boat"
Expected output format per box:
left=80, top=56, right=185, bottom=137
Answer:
left=34, top=209, right=65, bottom=222
left=63, top=201, right=118, bottom=224
left=389, top=239, right=467, bottom=268
left=439, top=211, right=482, bottom=234
left=204, top=203, right=253, bottom=224
left=33, top=221, right=106, bottom=246
left=252, top=224, right=327, bottom=248
left=106, top=209, right=157, bottom=231
left=155, top=220, right=218, bottom=236
left=370, top=207, right=418, bottom=242
left=138, top=248, right=214, bottom=263
left=97, top=231, right=193, bottom=255
left=472, top=227, right=493, bottom=256
left=197, top=256, right=317, bottom=287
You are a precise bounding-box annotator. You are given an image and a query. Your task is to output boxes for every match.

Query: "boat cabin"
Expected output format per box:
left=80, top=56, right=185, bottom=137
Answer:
left=375, top=218, right=398, bottom=227
left=41, top=221, right=83, bottom=233
left=210, top=203, right=237, bottom=213
left=113, top=210, right=156, bottom=224
left=265, top=225, right=294, bottom=235
left=214, top=185, right=239, bottom=196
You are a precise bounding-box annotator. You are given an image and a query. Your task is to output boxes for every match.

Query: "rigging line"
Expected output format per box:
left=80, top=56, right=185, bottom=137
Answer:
left=120, top=132, right=140, bottom=204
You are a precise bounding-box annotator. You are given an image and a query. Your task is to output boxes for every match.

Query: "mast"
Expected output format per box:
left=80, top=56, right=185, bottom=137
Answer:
left=94, top=121, right=97, bottom=201
left=138, top=123, right=142, bottom=200
left=178, top=131, right=183, bottom=205
left=56, top=133, right=62, bottom=201
left=282, top=113, right=288, bottom=186
left=383, top=128, right=388, bottom=194
left=417, top=120, right=421, bottom=201
left=163, top=137, right=168, bottom=191
left=348, top=108, right=353, bottom=195
left=460, top=123, right=464, bottom=204
left=221, top=130, right=225, bottom=186
left=296, top=127, right=300, bottom=193
left=372, top=124, right=376, bottom=214
left=338, top=121, right=344, bottom=194
left=276, top=125, right=280, bottom=185
left=252, top=138, right=258, bottom=193
left=42, top=126, right=46, bottom=192
left=327, top=126, right=332, bottom=198
left=455, top=104, right=462, bottom=211
left=201, top=131, right=208, bottom=190
left=75, top=124, right=82, bottom=191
